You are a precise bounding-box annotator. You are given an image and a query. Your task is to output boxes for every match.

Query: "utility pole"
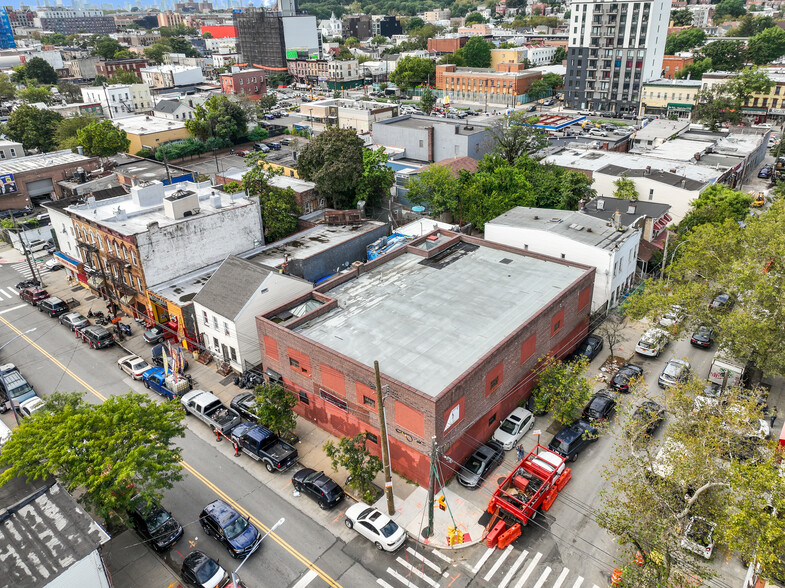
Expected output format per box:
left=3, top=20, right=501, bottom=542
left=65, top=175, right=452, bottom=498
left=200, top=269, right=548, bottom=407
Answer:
left=425, top=435, right=437, bottom=538
left=659, top=229, right=670, bottom=280
left=11, top=214, right=41, bottom=286
left=374, top=360, right=395, bottom=516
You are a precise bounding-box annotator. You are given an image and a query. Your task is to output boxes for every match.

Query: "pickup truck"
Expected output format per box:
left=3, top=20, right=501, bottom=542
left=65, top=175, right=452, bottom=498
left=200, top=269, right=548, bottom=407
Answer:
left=230, top=422, right=298, bottom=473
left=181, top=389, right=243, bottom=435
left=142, top=367, right=191, bottom=400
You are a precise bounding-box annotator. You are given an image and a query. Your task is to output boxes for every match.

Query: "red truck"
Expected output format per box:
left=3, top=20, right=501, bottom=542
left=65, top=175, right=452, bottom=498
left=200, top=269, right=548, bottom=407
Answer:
left=487, top=444, right=571, bottom=525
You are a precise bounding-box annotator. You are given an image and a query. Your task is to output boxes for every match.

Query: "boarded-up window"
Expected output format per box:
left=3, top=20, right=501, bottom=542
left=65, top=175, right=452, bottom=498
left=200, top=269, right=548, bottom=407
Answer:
left=520, top=333, right=536, bottom=364
left=485, top=361, right=504, bottom=396
left=395, top=400, right=425, bottom=438
left=320, top=364, right=345, bottom=395
left=287, top=347, right=311, bottom=376
left=578, top=286, right=591, bottom=311
left=263, top=335, right=278, bottom=361
left=551, top=309, right=565, bottom=337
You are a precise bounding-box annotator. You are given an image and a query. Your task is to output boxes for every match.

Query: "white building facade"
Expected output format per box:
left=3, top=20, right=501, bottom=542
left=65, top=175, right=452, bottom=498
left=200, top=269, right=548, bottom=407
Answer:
left=81, top=83, right=153, bottom=119
left=485, top=207, right=641, bottom=311
left=564, top=0, right=671, bottom=114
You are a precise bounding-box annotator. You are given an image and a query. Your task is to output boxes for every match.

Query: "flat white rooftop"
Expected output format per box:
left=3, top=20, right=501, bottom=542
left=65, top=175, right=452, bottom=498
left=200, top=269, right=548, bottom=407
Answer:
left=296, top=240, right=587, bottom=397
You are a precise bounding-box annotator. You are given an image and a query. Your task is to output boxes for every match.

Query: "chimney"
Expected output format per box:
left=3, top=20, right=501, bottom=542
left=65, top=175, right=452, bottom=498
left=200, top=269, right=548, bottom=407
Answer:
left=131, top=174, right=138, bottom=186
left=680, top=178, right=687, bottom=187
left=645, top=165, right=651, bottom=175
left=77, top=145, right=84, bottom=155
left=613, top=209, right=621, bottom=229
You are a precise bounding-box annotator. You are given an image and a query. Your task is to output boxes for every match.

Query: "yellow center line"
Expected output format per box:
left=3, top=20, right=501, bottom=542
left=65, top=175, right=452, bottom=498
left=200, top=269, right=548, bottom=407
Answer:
left=0, top=315, right=342, bottom=588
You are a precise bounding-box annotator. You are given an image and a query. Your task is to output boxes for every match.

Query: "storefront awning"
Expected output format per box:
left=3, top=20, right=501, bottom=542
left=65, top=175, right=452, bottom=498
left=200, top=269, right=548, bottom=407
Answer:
left=119, top=294, right=135, bottom=306
left=742, top=107, right=767, bottom=113
left=54, top=252, right=83, bottom=272
left=667, top=103, right=694, bottom=110
left=87, top=276, right=105, bottom=289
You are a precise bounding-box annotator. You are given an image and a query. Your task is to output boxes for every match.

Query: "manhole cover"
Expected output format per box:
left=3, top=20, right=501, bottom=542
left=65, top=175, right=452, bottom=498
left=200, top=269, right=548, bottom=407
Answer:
left=85, top=295, right=97, bottom=301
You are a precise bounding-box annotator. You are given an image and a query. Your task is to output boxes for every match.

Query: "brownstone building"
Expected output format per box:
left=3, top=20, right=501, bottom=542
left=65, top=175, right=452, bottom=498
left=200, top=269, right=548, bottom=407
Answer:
left=661, top=55, right=694, bottom=80
left=255, top=231, right=594, bottom=486
left=95, top=58, right=150, bottom=79
left=427, top=36, right=469, bottom=53
left=220, top=68, right=267, bottom=100
left=436, top=63, right=542, bottom=104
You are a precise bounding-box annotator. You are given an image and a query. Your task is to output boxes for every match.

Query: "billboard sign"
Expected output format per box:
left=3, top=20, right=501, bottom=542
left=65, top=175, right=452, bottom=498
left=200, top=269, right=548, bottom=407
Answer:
left=0, top=173, right=17, bottom=194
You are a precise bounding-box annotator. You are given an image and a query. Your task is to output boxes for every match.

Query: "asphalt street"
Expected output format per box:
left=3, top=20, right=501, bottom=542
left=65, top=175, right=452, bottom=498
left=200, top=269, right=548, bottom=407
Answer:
left=0, top=254, right=758, bottom=588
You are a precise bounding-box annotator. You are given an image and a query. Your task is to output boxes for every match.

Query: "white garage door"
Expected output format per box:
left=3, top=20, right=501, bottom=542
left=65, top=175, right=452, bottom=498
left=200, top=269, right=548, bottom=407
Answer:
left=25, top=178, right=54, bottom=197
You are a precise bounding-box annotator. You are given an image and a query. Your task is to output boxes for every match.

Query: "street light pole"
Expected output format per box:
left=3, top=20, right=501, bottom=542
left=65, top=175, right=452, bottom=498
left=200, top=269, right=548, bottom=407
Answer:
left=1, top=328, right=36, bottom=425
left=231, top=517, right=284, bottom=587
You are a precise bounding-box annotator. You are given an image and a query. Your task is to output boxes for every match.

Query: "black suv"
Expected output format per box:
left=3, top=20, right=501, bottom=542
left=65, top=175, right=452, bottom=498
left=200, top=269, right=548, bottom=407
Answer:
left=77, top=324, right=115, bottom=349
left=38, top=297, right=69, bottom=317
left=548, top=419, right=598, bottom=462
left=129, top=497, right=183, bottom=552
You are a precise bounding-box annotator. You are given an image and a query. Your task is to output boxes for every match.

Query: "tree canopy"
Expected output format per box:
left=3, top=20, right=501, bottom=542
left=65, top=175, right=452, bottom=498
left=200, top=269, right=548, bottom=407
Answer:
left=19, top=85, right=54, bottom=105
left=251, top=383, right=298, bottom=437
left=464, top=11, right=485, bottom=24
left=677, top=184, right=752, bottom=236
left=55, top=115, right=99, bottom=151
left=486, top=110, right=549, bottom=164
left=419, top=87, right=436, bottom=113
left=713, top=0, right=746, bottom=22
left=356, top=148, right=394, bottom=209
left=109, top=69, right=142, bottom=84
left=699, top=40, right=747, bottom=71
left=186, top=95, right=248, bottom=146
left=15, top=56, right=59, bottom=85
left=297, top=126, right=365, bottom=209
left=389, top=55, right=436, bottom=89
left=3, top=104, right=64, bottom=152
left=693, top=69, right=773, bottom=130
left=77, top=119, right=131, bottom=157
left=92, top=36, right=123, bottom=59
left=664, top=28, right=706, bottom=55
left=0, top=391, right=185, bottom=523
left=243, top=153, right=301, bottom=242
left=747, top=26, right=785, bottom=65
left=456, top=36, right=493, bottom=68
left=670, top=7, right=693, bottom=26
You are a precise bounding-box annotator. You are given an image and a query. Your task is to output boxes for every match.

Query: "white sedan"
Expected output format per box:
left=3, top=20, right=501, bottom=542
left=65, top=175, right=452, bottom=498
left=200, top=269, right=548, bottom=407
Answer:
left=117, top=354, right=151, bottom=380
left=344, top=504, right=406, bottom=552
left=492, top=407, right=535, bottom=450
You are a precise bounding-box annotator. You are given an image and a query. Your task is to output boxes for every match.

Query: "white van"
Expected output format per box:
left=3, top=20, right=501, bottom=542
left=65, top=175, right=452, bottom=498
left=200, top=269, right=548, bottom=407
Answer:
left=0, top=419, right=12, bottom=450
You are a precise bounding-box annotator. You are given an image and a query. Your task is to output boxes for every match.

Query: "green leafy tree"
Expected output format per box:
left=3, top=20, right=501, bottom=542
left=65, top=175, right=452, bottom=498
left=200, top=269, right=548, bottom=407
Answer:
left=92, top=36, right=123, bottom=59
left=464, top=11, right=486, bottom=24
left=251, top=383, right=298, bottom=437
left=297, top=126, right=364, bottom=209
left=389, top=56, right=436, bottom=90
left=22, top=56, right=59, bottom=84
left=356, top=148, right=394, bottom=209
left=456, top=36, right=492, bottom=68
left=113, top=49, right=134, bottom=60
left=168, top=36, right=200, bottom=58
left=625, top=200, right=785, bottom=375
left=371, top=34, right=388, bottom=45
left=419, top=86, right=436, bottom=113
left=406, top=163, right=465, bottom=217
left=437, top=52, right=467, bottom=67
left=613, top=176, right=639, bottom=200
left=747, top=26, right=785, bottom=65
left=486, top=110, right=549, bottom=164
left=344, top=36, right=360, bottom=47
left=541, top=72, right=564, bottom=89
left=727, top=14, right=776, bottom=36
left=256, top=93, right=278, bottom=116
left=0, top=391, right=185, bottom=524
left=144, top=43, right=171, bottom=64
left=462, top=158, right=535, bottom=229
left=54, top=115, right=96, bottom=151
left=242, top=155, right=301, bottom=241
left=664, top=28, right=706, bottom=54
left=694, top=68, right=773, bottom=130
left=324, top=433, right=383, bottom=503
left=678, top=184, right=753, bottom=235
left=670, top=7, right=693, bottom=26
left=203, top=31, right=213, bottom=39
left=405, top=16, right=425, bottom=32
left=527, top=79, right=552, bottom=99
left=57, top=81, right=82, bottom=103
left=109, top=69, right=142, bottom=84
left=186, top=95, right=248, bottom=144
left=92, top=74, right=109, bottom=86
left=530, top=355, right=594, bottom=424
left=336, top=46, right=354, bottom=60
left=158, top=24, right=197, bottom=37
left=699, top=40, right=747, bottom=71
left=713, top=0, right=746, bottom=22
left=77, top=119, right=131, bottom=158
left=40, top=32, right=67, bottom=45
left=19, top=85, right=53, bottom=105
left=4, top=104, right=63, bottom=151
left=675, top=57, right=714, bottom=80
left=0, top=73, right=15, bottom=100
left=248, top=126, right=270, bottom=141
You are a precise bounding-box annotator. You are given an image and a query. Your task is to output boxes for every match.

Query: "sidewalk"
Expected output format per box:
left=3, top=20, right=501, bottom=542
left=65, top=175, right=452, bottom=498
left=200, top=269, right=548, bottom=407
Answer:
left=102, top=530, right=181, bottom=588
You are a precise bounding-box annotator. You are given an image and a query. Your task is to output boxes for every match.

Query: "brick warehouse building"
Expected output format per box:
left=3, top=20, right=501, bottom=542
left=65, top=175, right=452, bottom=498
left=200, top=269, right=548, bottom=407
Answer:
left=255, top=230, right=595, bottom=487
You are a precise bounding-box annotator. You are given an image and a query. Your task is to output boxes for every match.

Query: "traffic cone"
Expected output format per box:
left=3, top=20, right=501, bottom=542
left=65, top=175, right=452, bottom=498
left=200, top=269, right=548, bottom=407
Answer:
left=635, top=551, right=644, bottom=566
left=610, top=568, right=623, bottom=586
left=214, top=427, right=222, bottom=442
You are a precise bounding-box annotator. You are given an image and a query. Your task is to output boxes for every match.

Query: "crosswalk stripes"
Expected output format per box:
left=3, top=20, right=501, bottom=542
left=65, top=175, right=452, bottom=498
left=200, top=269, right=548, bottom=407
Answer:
left=499, top=550, right=529, bottom=588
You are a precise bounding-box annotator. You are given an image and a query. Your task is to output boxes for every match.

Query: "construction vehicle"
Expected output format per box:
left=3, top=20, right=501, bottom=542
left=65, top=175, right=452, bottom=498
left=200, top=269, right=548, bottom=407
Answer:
left=487, top=444, right=571, bottom=526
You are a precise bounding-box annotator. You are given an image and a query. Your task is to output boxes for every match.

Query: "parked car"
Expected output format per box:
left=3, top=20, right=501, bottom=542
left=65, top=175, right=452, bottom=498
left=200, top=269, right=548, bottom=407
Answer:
left=588, top=128, right=608, bottom=137
left=279, top=138, right=291, bottom=146
left=548, top=419, right=598, bottom=462
left=118, top=354, right=151, bottom=380
left=620, top=112, right=637, bottom=119
left=44, top=258, right=64, bottom=271
left=571, top=334, right=604, bottom=362
left=344, top=504, right=406, bottom=552
left=254, top=142, right=270, bottom=153
left=630, top=400, right=665, bottom=438
left=758, top=166, right=773, bottom=179
left=268, top=142, right=282, bottom=150
left=492, top=407, right=535, bottom=450
left=578, top=109, right=594, bottom=116
left=38, top=296, right=69, bottom=317
left=291, top=468, right=345, bottom=509
left=129, top=497, right=183, bottom=552
left=76, top=324, right=114, bottom=349
left=143, top=325, right=175, bottom=344
left=180, top=551, right=228, bottom=588
left=59, top=312, right=89, bottom=331
left=709, top=293, right=733, bottom=311
left=542, top=99, right=555, bottom=106
left=234, top=149, right=249, bottom=156
left=659, top=305, right=684, bottom=328
left=681, top=516, right=716, bottom=559
left=25, top=239, right=47, bottom=253
left=456, top=440, right=504, bottom=488
left=199, top=499, right=261, bottom=559
left=658, top=358, right=691, bottom=388
left=609, top=363, right=643, bottom=393
left=582, top=390, right=617, bottom=423
left=230, top=391, right=259, bottom=421
left=635, top=327, right=669, bottom=357
left=525, top=105, right=537, bottom=112
left=751, top=192, right=766, bottom=208
left=690, top=325, right=714, bottom=349
left=17, top=396, right=46, bottom=418
left=0, top=364, right=36, bottom=413
left=19, top=287, right=49, bottom=305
